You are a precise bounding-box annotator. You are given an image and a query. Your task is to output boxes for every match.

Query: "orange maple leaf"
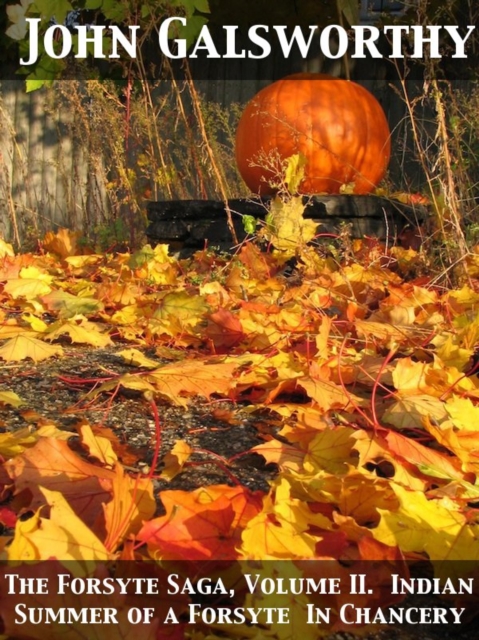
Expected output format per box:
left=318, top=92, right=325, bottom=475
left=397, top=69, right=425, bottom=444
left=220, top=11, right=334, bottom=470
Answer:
left=206, top=308, right=245, bottom=349
left=42, top=228, right=80, bottom=258
left=5, top=438, right=115, bottom=531
left=138, top=485, right=263, bottom=560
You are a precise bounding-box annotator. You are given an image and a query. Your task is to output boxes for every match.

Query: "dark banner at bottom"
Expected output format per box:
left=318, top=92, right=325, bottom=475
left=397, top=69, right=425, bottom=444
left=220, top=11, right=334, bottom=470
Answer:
left=0, top=560, right=478, bottom=639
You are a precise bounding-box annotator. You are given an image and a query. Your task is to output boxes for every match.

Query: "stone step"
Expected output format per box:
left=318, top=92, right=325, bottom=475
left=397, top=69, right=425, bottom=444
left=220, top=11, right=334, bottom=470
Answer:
left=146, top=195, right=425, bottom=251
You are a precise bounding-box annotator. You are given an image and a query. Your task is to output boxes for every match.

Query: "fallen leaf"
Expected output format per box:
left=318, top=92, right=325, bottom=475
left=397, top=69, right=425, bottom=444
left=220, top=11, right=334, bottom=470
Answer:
left=117, top=348, right=160, bottom=369
left=382, top=395, right=447, bottom=430
left=0, top=335, right=63, bottom=362
left=103, top=465, right=155, bottom=552
left=7, top=487, right=110, bottom=562
left=0, top=391, right=25, bottom=408
left=138, top=485, right=263, bottom=560
left=205, top=308, right=245, bottom=348
left=372, top=483, right=479, bottom=564
left=79, top=424, right=118, bottom=466
left=4, top=278, right=52, bottom=299
left=46, top=317, right=112, bottom=347
left=42, top=228, right=80, bottom=258
left=40, top=290, right=104, bottom=318
left=160, top=440, right=193, bottom=481
left=4, top=438, right=115, bottom=530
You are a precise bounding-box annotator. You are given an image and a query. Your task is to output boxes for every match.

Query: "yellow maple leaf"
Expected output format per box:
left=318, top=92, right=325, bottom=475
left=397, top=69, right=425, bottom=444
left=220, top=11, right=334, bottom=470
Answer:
left=235, top=351, right=304, bottom=389
left=0, top=335, right=63, bottom=362
left=97, top=281, right=140, bottom=306
left=0, top=238, right=14, bottom=257
left=94, top=373, right=157, bottom=400
left=372, top=483, right=479, bottom=563
left=433, top=333, right=473, bottom=371
left=7, top=487, right=110, bottom=563
left=392, top=357, right=476, bottom=397
left=21, top=313, right=49, bottom=333
left=241, top=509, right=317, bottom=560
left=334, top=471, right=397, bottom=526
left=251, top=440, right=305, bottom=473
left=241, top=477, right=327, bottom=560
left=45, top=317, right=112, bottom=347
left=160, top=440, right=193, bottom=481
left=0, top=390, right=24, bottom=408
left=4, top=278, right=52, bottom=299
left=273, top=477, right=333, bottom=533
left=423, top=416, right=479, bottom=474
left=445, top=285, right=479, bottom=309
left=65, top=254, right=102, bottom=270
left=96, top=358, right=239, bottom=408
left=79, top=424, right=117, bottom=466
left=352, top=430, right=430, bottom=491
left=382, top=395, right=447, bottom=430
left=284, top=152, right=307, bottom=193
left=355, top=318, right=412, bottom=346
left=237, top=313, right=283, bottom=351
left=243, top=562, right=318, bottom=640
left=0, top=425, right=72, bottom=458
left=0, top=426, right=38, bottom=457
left=153, top=290, right=209, bottom=329
left=111, top=304, right=141, bottom=326
left=304, top=427, right=357, bottom=475
left=129, top=244, right=178, bottom=284
left=298, top=376, right=357, bottom=412
left=19, top=266, right=54, bottom=283
left=0, top=319, right=34, bottom=339
left=144, top=358, right=238, bottom=406
left=117, top=348, right=160, bottom=369
left=264, top=196, right=317, bottom=257
left=445, top=396, right=479, bottom=432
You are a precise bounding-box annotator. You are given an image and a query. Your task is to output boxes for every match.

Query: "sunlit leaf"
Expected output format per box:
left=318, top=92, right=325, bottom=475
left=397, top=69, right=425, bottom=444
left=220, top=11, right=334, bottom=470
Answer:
left=0, top=335, right=63, bottom=362
left=46, top=317, right=112, bottom=347
left=160, top=440, right=193, bottom=481
left=0, top=390, right=25, bottom=408
left=7, top=487, right=110, bottom=563
left=79, top=423, right=117, bottom=466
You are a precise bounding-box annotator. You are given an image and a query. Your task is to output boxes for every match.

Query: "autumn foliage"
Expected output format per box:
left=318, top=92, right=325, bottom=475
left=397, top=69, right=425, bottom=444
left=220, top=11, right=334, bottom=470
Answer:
left=1, top=228, right=479, bottom=637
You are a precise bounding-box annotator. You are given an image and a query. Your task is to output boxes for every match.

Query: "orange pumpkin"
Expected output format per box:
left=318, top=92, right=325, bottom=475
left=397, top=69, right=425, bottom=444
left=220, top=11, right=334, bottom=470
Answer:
left=235, top=74, right=391, bottom=195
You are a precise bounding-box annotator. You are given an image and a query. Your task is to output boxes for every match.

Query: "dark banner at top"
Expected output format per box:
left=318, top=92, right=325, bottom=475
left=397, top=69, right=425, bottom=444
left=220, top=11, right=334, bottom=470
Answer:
left=1, top=0, right=478, bottom=84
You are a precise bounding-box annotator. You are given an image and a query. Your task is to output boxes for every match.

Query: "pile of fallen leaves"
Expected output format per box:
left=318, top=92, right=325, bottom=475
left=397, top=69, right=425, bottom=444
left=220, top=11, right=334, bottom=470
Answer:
left=1, top=228, right=479, bottom=638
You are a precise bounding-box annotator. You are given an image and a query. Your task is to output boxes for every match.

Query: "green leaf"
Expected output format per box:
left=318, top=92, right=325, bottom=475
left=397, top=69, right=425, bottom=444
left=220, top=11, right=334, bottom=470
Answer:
left=175, top=0, right=210, bottom=14
left=71, top=33, right=111, bottom=58
left=243, top=215, right=257, bottom=235
left=194, top=0, right=210, bottom=13
left=84, top=0, right=128, bottom=22
left=26, top=78, right=50, bottom=92
left=33, top=0, right=73, bottom=24
left=129, top=245, right=155, bottom=269
left=100, top=0, right=129, bottom=23
left=178, top=14, right=209, bottom=48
